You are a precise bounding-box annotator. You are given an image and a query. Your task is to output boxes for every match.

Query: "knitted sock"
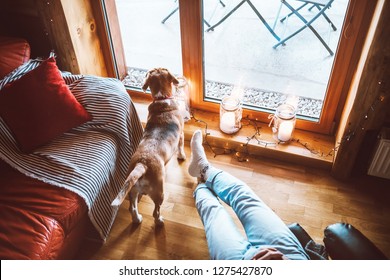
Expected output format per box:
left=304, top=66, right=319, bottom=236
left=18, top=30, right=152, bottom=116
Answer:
left=188, top=130, right=211, bottom=181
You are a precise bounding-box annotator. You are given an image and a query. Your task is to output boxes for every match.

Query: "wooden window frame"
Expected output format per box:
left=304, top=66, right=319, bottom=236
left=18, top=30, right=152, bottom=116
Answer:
left=101, top=0, right=377, bottom=135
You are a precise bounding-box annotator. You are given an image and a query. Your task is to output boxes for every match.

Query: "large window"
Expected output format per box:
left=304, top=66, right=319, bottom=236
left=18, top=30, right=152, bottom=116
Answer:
left=202, top=0, right=348, bottom=122
left=105, top=0, right=373, bottom=134
left=115, top=0, right=183, bottom=88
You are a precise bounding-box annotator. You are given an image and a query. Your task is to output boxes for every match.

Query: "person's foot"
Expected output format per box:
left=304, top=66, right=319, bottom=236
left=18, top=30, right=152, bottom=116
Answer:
left=188, top=130, right=210, bottom=181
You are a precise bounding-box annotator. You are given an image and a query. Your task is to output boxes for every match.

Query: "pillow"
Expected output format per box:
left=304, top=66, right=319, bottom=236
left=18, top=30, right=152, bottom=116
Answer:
left=0, top=57, right=92, bottom=153
left=0, top=51, right=56, bottom=91
left=0, top=37, right=31, bottom=80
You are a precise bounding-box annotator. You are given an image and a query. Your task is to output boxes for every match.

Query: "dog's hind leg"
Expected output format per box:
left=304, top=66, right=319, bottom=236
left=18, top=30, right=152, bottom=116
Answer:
left=177, top=131, right=186, bottom=160
left=129, top=185, right=143, bottom=224
left=152, top=195, right=164, bottom=226
left=151, top=178, right=165, bottom=226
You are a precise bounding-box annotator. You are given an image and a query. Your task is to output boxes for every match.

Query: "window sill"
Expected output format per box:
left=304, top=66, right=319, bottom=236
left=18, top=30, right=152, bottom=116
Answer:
left=132, top=96, right=335, bottom=170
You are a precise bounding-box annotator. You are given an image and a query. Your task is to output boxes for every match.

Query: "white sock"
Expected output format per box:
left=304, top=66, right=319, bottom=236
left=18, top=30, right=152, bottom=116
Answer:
left=188, top=130, right=211, bottom=181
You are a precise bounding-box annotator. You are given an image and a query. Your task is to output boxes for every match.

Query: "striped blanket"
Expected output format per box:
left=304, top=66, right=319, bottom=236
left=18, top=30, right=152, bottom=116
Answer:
left=0, top=75, right=143, bottom=241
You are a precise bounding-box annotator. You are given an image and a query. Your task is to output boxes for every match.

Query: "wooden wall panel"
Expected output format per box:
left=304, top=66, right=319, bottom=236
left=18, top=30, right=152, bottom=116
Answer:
left=332, top=0, right=390, bottom=180
left=35, top=0, right=108, bottom=76
left=59, top=0, right=107, bottom=76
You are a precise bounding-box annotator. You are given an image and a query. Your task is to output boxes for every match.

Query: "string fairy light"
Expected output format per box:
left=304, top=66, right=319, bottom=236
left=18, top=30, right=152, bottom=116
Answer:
left=189, top=92, right=385, bottom=163
left=332, top=93, right=386, bottom=156
left=190, top=112, right=330, bottom=162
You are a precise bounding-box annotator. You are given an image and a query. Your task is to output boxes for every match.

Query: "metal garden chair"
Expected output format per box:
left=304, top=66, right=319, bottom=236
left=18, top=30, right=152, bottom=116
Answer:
left=273, top=0, right=337, bottom=55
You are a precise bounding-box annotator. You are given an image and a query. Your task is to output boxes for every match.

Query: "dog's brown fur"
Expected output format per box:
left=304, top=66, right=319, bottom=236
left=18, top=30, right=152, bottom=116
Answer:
left=112, top=68, right=186, bottom=225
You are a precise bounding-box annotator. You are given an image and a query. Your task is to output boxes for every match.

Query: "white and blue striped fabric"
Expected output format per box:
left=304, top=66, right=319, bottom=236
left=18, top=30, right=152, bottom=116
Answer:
left=0, top=75, right=144, bottom=241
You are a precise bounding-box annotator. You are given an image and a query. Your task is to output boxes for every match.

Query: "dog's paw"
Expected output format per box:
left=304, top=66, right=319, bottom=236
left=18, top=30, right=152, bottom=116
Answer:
left=155, top=216, right=164, bottom=226
left=132, top=213, right=143, bottom=224
left=177, top=152, right=186, bottom=161
left=177, top=155, right=186, bottom=161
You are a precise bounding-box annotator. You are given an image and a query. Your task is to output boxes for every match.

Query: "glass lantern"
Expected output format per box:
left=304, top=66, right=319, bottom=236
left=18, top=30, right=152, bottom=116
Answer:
left=270, top=104, right=296, bottom=143
left=174, top=76, right=191, bottom=122
left=219, top=96, right=242, bottom=134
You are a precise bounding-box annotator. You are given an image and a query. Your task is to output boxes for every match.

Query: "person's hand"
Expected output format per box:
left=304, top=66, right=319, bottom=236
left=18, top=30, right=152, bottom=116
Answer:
left=251, top=248, right=288, bottom=260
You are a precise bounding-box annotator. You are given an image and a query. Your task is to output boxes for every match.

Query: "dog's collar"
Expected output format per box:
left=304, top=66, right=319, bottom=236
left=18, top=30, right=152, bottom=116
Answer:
left=153, top=96, right=175, bottom=101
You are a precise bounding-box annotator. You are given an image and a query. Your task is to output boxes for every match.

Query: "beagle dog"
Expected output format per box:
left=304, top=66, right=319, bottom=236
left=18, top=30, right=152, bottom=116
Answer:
left=112, top=68, right=186, bottom=225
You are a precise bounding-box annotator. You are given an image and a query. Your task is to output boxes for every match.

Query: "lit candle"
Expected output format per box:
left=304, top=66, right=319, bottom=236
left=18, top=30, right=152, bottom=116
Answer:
left=220, top=112, right=237, bottom=134
left=278, top=121, right=294, bottom=142
left=220, top=96, right=242, bottom=134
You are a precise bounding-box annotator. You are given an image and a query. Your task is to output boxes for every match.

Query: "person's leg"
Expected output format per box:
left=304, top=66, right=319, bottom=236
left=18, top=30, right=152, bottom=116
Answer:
left=194, top=184, right=250, bottom=260
left=206, top=169, right=309, bottom=260
left=189, top=130, right=309, bottom=260
left=188, top=129, right=212, bottom=182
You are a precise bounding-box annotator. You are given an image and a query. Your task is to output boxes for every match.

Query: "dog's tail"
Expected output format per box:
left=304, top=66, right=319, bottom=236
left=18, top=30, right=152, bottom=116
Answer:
left=111, top=163, right=147, bottom=207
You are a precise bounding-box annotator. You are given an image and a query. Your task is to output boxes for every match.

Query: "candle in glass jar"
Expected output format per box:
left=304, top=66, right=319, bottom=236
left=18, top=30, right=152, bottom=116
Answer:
left=177, top=99, right=186, bottom=113
left=278, top=121, right=294, bottom=142
left=177, top=99, right=190, bottom=121
left=174, top=76, right=191, bottom=122
left=220, top=112, right=237, bottom=134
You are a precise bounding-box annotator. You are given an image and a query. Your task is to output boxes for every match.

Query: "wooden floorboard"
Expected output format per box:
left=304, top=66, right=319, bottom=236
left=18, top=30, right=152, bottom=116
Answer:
left=76, top=141, right=390, bottom=260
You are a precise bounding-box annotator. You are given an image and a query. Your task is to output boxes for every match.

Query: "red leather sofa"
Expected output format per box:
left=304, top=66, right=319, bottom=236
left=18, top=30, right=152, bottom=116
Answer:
left=0, top=37, right=89, bottom=259
left=0, top=160, right=89, bottom=259
left=0, top=36, right=144, bottom=260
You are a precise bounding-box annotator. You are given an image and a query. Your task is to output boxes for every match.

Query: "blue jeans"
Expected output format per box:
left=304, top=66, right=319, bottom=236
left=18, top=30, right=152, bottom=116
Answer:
left=194, top=168, right=309, bottom=260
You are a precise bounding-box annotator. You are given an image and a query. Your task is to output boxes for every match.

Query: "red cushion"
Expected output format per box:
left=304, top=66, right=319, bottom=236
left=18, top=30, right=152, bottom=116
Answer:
left=0, top=57, right=92, bottom=153
left=0, top=37, right=31, bottom=79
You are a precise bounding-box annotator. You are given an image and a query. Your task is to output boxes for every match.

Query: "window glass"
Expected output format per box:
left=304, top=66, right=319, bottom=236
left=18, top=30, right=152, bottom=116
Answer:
left=203, top=0, right=349, bottom=121
left=115, top=0, right=183, bottom=89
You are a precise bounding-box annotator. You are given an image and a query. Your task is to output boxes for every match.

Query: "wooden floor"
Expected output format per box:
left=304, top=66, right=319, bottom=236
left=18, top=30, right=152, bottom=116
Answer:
left=76, top=141, right=390, bottom=260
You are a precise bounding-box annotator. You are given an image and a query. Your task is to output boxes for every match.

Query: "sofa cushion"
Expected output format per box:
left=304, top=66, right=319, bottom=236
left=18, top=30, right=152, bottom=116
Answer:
left=0, top=52, right=56, bottom=91
left=0, top=57, right=92, bottom=153
left=0, top=204, right=65, bottom=260
left=0, top=37, right=31, bottom=79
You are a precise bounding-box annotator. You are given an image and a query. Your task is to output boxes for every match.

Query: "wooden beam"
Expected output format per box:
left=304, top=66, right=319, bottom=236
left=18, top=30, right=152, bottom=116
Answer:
left=60, top=0, right=107, bottom=76
left=92, top=0, right=127, bottom=79
left=179, top=0, right=203, bottom=111
left=333, top=0, right=378, bottom=133
left=36, top=0, right=108, bottom=76
left=332, top=0, right=390, bottom=180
